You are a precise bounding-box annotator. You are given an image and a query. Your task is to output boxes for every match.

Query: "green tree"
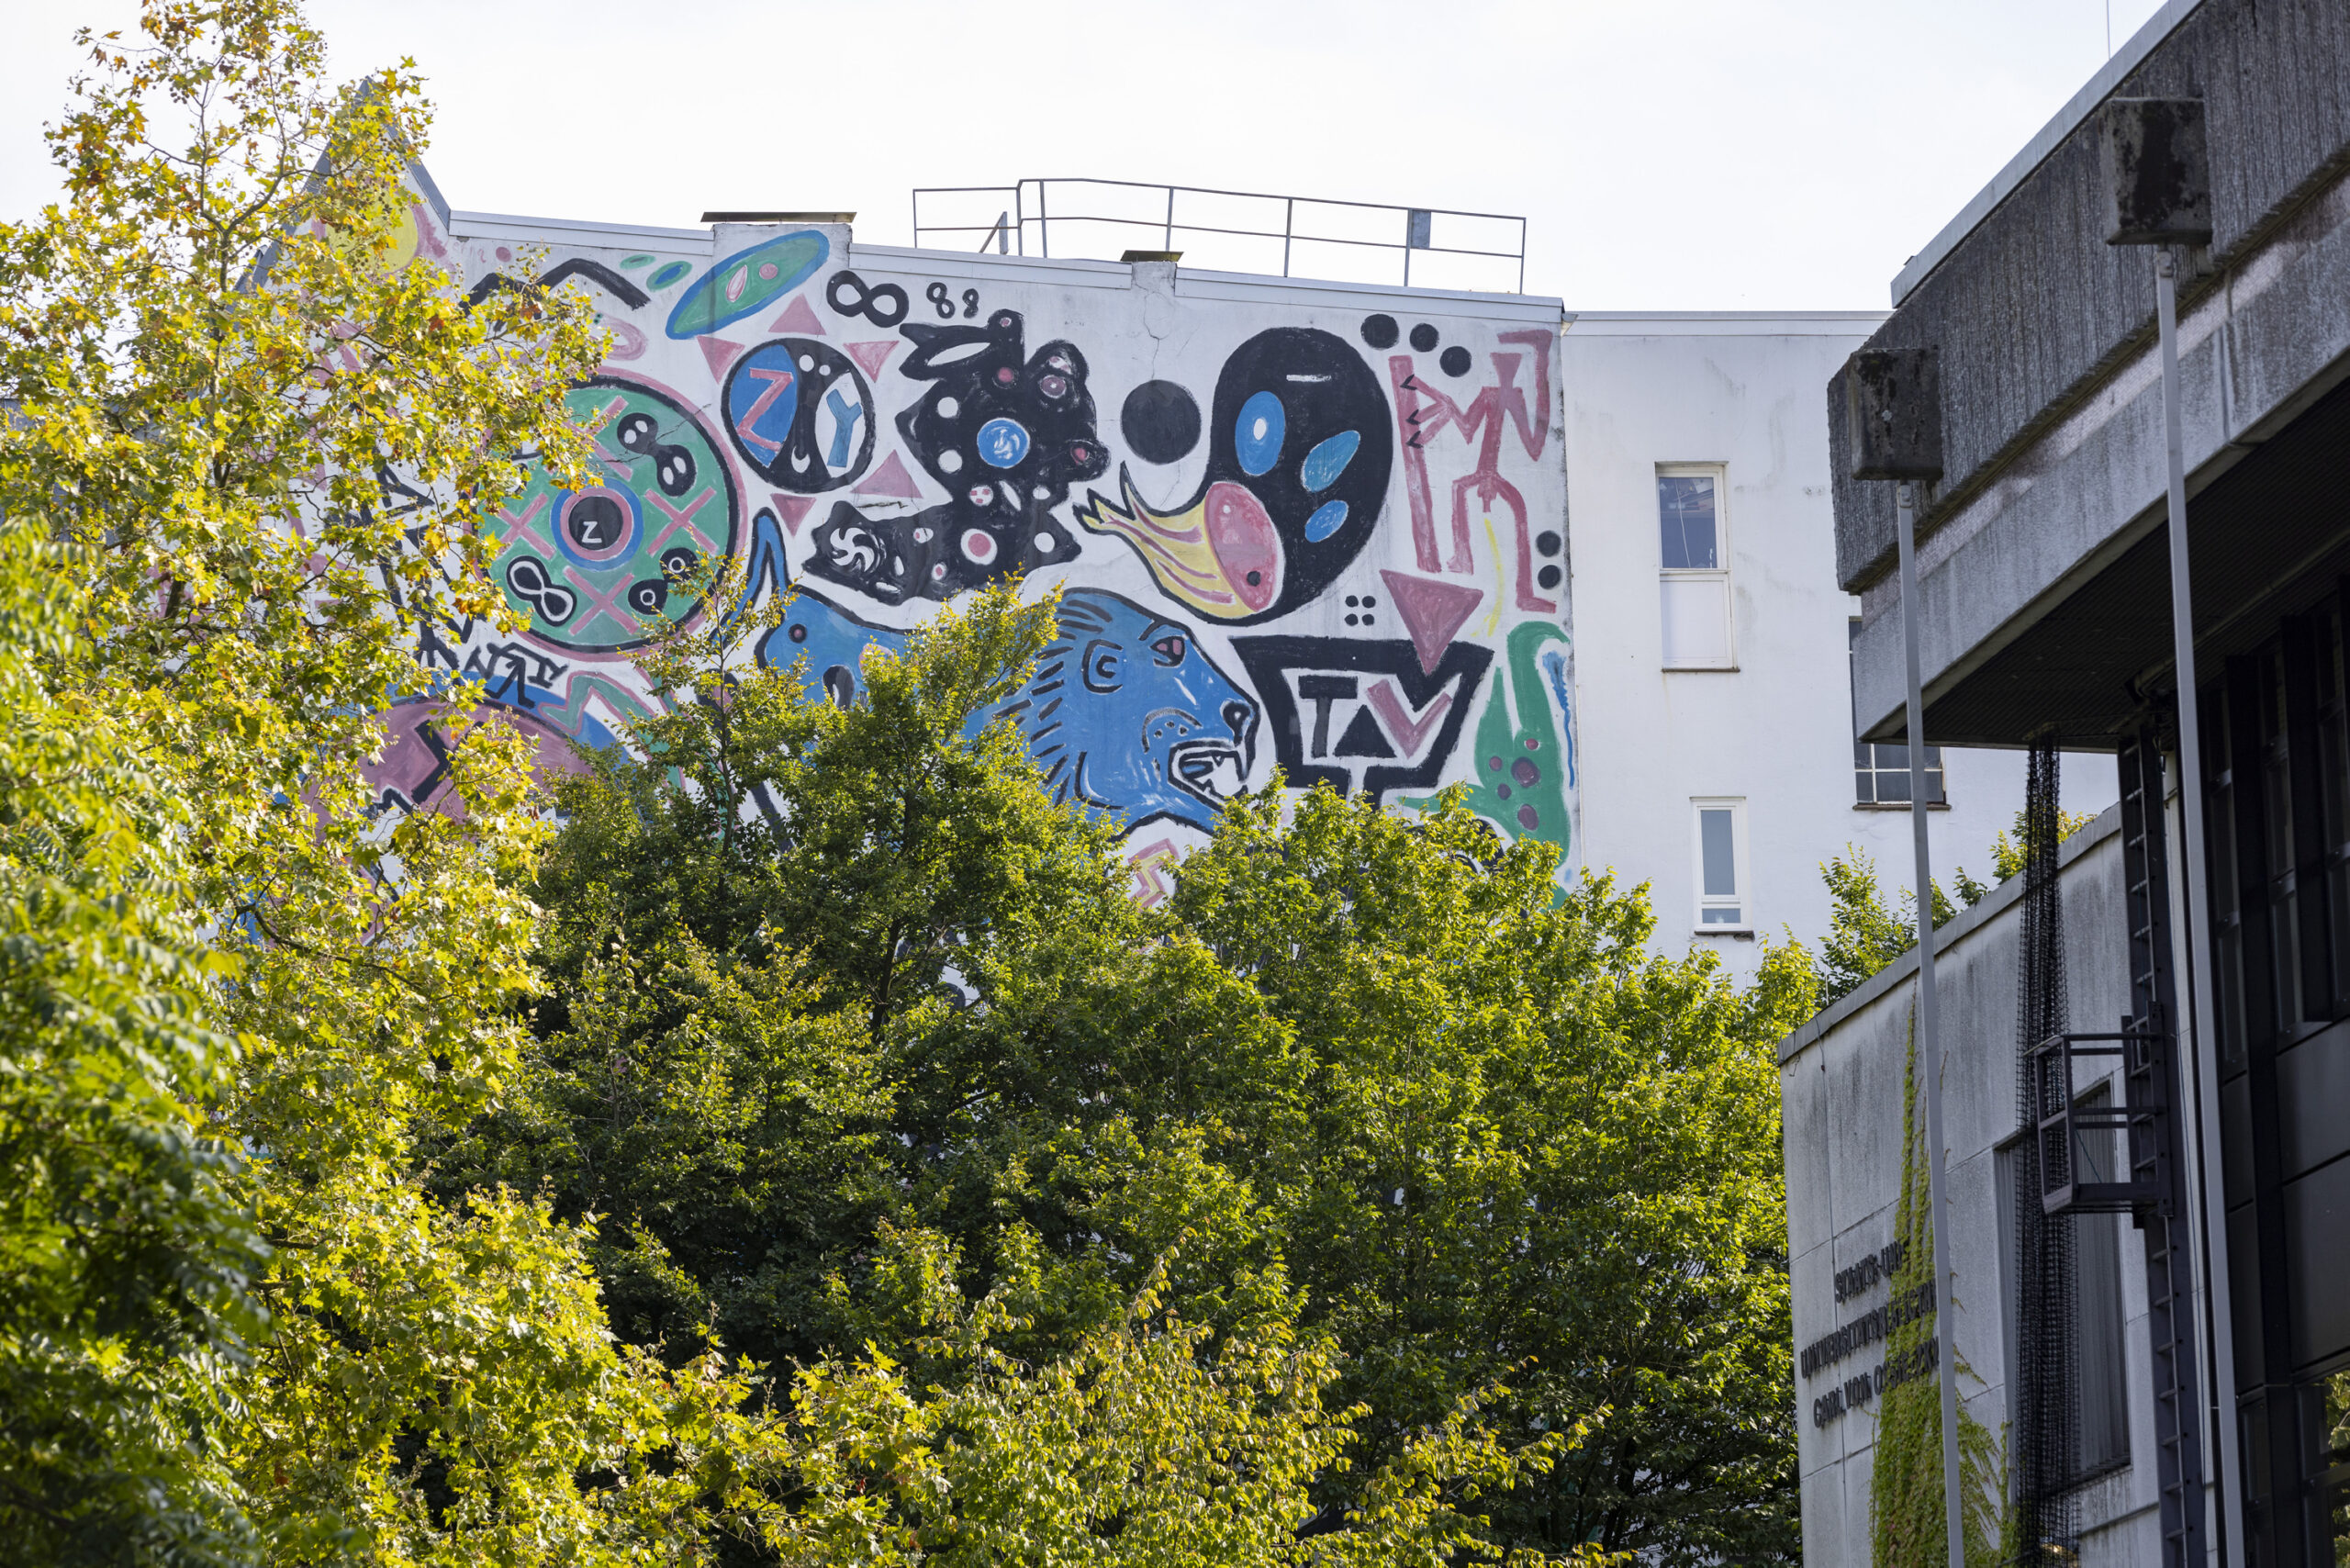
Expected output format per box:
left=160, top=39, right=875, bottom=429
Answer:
left=0, top=519, right=263, bottom=1563
left=1816, top=802, right=2102, bottom=1008
left=0, top=3, right=761, bottom=1559
left=1160, top=788, right=1814, bottom=1563
left=746, top=1228, right=1601, bottom=1568
left=482, top=566, right=1815, bottom=1563
left=1816, top=847, right=1958, bottom=1007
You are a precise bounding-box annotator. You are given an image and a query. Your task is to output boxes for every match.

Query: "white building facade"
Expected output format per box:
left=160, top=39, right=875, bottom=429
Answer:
left=1558, top=312, right=2105, bottom=980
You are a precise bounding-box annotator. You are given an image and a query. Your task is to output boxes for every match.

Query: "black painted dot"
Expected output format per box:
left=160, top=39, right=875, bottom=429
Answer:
left=1362, top=595, right=1376, bottom=608
left=789, top=623, right=808, bottom=643
left=1361, top=615, right=1374, bottom=626
left=1120, top=380, right=1202, bottom=465
left=1512, top=757, right=1540, bottom=787
left=1409, top=323, right=1439, bottom=353
left=1538, top=565, right=1561, bottom=589
left=1246, top=570, right=1262, bottom=586
left=1345, top=614, right=1359, bottom=626
left=1346, top=595, right=1360, bottom=607
left=1360, top=313, right=1400, bottom=350
left=1440, top=345, right=1472, bottom=377
left=1535, top=530, right=1561, bottom=557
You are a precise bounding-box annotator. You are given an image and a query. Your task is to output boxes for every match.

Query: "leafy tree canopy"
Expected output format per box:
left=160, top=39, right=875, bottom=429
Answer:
left=456, top=554, right=1819, bottom=1563
left=0, top=5, right=1615, bottom=1562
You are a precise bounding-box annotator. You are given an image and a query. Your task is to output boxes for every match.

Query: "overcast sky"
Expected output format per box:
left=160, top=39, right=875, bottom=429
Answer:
left=0, top=0, right=2168, bottom=309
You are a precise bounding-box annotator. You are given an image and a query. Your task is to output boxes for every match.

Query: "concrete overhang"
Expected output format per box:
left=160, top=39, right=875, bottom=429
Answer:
left=1835, top=0, right=2350, bottom=747
left=1853, top=168, right=2350, bottom=747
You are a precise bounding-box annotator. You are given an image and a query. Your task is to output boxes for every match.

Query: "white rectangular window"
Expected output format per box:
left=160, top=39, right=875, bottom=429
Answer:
left=1660, top=465, right=1732, bottom=669
left=1692, top=798, right=1750, bottom=930
left=1851, top=621, right=1946, bottom=804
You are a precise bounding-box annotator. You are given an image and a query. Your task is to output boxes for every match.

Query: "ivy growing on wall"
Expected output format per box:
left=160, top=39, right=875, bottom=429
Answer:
left=1869, top=1007, right=2010, bottom=1568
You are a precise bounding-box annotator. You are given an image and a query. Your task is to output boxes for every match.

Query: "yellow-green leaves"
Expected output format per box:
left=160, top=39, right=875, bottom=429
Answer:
left=0, top=2, right=688, bottom=1561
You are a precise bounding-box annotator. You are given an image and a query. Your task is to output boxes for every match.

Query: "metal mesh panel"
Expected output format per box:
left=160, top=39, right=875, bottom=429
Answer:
left=2013, top=736, right=2080, bottom=1558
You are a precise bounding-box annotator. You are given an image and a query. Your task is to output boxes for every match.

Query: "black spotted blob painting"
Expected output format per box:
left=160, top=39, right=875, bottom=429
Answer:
left=805, top=309, right=1108, bottom=603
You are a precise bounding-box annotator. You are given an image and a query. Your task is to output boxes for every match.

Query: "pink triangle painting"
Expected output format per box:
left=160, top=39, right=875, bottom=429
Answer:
left=844, top=339, right=901, bottom=381
left=1379, top=571, right=1485, bottom=677
left=697, top=334, right=745, bottom=378
left=768, top=494, right=815, bottom=534
left=767, top=294, right=826, bottom=336
left=853, top=450, right=923, bottom=499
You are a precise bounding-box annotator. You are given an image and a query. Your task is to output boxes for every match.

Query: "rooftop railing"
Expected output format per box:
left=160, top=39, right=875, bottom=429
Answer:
left=910, top=177, right=1528, bottom=295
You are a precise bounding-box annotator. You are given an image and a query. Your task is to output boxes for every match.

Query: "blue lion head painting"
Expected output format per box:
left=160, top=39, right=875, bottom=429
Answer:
left=995, top=590, right=1256, bottom=832
left=755, top=587, right=1257, bottom=834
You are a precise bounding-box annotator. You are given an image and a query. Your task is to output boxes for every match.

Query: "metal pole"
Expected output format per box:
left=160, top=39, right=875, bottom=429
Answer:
left=1165, top=185, right=1174, bottom=253
left=2156, top=245, right=2245, bottom=1568
left=1896, top=479, right=1968, bottom=1568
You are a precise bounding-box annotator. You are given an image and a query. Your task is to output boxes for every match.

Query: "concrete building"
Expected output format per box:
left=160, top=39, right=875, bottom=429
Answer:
left=1785, top=1, right=2350, bottom=1563
left=378, top=174, right=2071, bottom=976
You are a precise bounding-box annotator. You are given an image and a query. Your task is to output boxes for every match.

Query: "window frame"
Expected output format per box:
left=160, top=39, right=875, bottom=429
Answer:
left=1658, top=463, right=1734, bottom=671
left=1691, top=796, right=1751, bottom=933
left=1850, top=619, right=1948, bottom=808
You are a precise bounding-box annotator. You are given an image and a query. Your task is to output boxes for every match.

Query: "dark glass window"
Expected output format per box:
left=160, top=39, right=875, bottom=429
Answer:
left=2075, top=1087, right=2131, bottom=1473
left=1658, top=475, right=1718, bottom=570
left=2199, top=598, right=2350, bottom=1564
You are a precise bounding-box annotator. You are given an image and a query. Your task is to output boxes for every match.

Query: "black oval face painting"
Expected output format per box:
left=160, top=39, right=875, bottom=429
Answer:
left=1076, top=326, right=1393, bottom=623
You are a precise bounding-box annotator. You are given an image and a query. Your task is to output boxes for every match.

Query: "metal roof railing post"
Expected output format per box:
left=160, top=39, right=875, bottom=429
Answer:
left=1282, top=197, right=1293, bottom=277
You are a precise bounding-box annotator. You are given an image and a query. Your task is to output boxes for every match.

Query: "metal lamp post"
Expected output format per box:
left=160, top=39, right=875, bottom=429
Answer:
left=1846, top=347, right=1964, bottom=1568
left=2100, top=95, right=2243, bottom=1568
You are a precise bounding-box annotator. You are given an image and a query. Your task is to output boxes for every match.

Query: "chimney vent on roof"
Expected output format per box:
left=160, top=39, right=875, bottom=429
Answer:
left=701, top=210, right=855, bottom=224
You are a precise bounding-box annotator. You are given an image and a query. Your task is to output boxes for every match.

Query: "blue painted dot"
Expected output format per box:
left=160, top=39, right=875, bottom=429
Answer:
left=1236, top=390, right=1284, bottom=476
left=976, top=418, right=1031, bottom=468
left=1299, top=430, right=1360, bottom=492
left=1304, top=498, right=1348, bottom=543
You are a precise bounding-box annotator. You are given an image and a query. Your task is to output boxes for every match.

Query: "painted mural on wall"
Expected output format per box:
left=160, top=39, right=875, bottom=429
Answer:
left=384, top=192, right=1575, bottom=897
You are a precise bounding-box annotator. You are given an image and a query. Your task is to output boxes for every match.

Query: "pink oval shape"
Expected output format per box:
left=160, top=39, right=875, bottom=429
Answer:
left=1203, top=480, right=1281, bottom=613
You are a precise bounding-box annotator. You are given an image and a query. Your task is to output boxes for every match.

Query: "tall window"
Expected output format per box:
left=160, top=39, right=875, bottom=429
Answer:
left=1660, top=465, right=1732, bottom=669
left=2071, top=1088, right=2132, bottom=1473
left=1692, top=798, right=1749, bottom=930
left=1851, top=619, right=1946, bottom=804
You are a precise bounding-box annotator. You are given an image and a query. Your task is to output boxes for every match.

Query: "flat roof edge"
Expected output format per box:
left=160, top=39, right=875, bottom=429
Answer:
left=448, top=209, right=711, bottom=244
left=1888, top=0, right=2205, bottom=307
left=1775, top=800, right=2124, bottom=1065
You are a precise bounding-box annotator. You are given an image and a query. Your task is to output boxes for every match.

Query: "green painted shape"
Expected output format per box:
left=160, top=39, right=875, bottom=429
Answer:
left=663, top=230, right=829, bottom=339
left=648, top=260, right=691, bottom=290
left=1404, top=621, right=1571, bottom=855
left=491, top=380, right=736, bottom=655
left=621, top=253, right=655, bottom=269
